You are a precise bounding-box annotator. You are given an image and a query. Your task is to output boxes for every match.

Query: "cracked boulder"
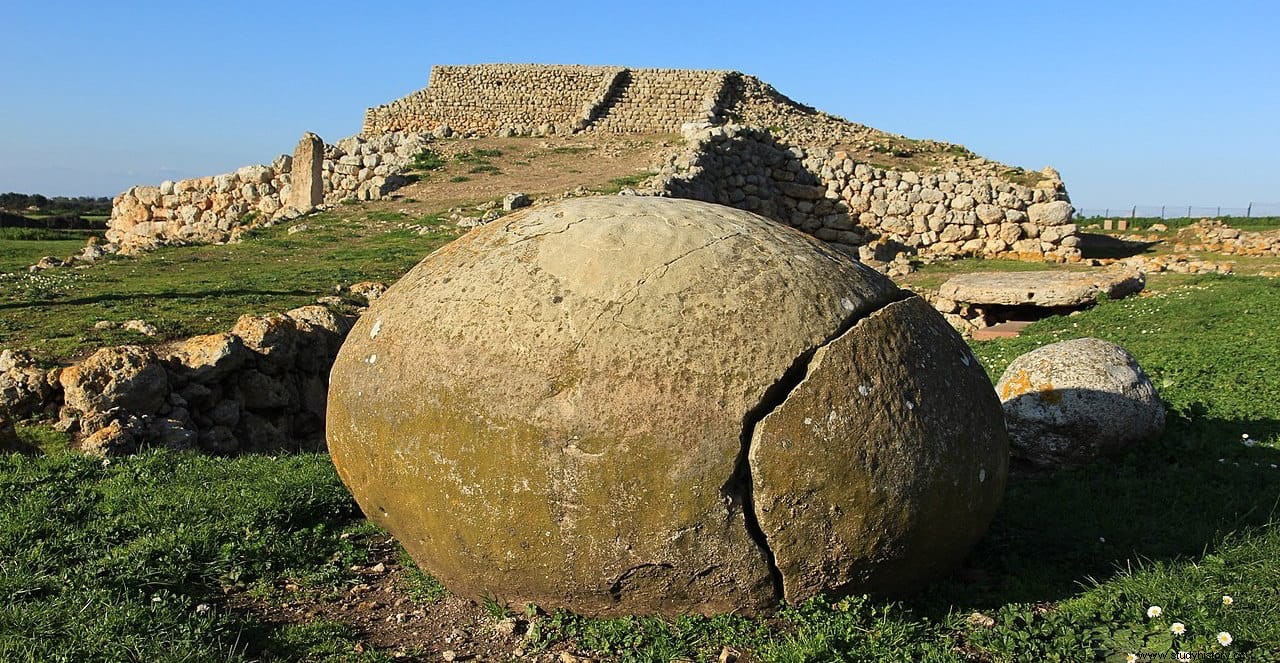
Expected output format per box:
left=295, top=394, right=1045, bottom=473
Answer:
left=327, top=196, right=1008, bottom=617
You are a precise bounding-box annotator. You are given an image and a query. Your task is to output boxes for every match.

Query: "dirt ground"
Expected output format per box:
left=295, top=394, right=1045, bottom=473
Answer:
left=227, top=534, right=598, bottom=663
left=350, top=133, right=681, bottom=220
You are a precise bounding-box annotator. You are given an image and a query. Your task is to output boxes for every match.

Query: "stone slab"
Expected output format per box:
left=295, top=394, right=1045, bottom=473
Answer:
left=938, top=269, right=1144, bottom=308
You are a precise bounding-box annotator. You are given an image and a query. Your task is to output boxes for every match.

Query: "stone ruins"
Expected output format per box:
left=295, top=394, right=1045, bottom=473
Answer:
left=107, top=63, right=1078, bottom=265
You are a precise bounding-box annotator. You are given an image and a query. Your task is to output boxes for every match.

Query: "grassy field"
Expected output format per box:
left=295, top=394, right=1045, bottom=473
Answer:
left=2, top=200, right=1279, bottom=660
left=0, top=213, right=455, bottom=361
left=0, top=228, right=100, bottom=275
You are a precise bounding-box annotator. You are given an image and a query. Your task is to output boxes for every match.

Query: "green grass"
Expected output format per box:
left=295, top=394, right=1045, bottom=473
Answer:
left=468, top=164, right=502, bottom=175
left=0, top=235, right=89, bottom=275
left=407, top=148, right=445, bottom=172
left=0, top=450, right=400, bottom=662
left=0, top=213, right=454, bottom=361
left=1079, top=216, right=1280, bottom=232
left=454, top=148, right=502, bottom=164
left=590, top=172, right=654, bottom=195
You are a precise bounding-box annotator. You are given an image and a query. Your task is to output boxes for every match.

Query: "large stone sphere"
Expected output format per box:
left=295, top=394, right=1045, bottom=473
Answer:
left=327, top=197, right=1007, bottom=617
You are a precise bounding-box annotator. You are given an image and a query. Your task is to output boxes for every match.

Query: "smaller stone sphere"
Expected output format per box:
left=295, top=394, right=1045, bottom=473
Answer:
left=996, top=337, right=1165, bottom=474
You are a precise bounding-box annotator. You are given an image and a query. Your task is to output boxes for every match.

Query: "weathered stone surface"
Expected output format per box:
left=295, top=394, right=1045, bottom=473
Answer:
left=996, top=338, right=1165, bottom=474
left=231, top=313, right=299, bottom=374
left=938, top=269, right=1145, bottom=308
left=752, top=296, right=1007, bottom=601
left=328, top=197, right=1006, bottom=617
left=0, top=349, right=57, bottom=418
left=167, top=333, right=249, bottom=384
left=59, top=346, right=168, bottom=429
left=289, top=132, right=324, bottom=212
left=1027, top=200, right=1073, bottom=226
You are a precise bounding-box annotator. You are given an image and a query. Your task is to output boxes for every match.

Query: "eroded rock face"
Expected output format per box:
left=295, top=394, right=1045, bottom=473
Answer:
left=60, top=346, right=169, bottom=430
left=327, top=196, right=1008, bottom=617
left=996, top=337, right=1165, bottom=475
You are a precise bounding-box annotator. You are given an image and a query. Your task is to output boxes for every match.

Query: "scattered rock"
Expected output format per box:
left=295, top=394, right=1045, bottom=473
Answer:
left=348, top=281, right=388, bottom=303
left=996, top=338, right=1165, bottom=475
left=122, top=319, right=158, bottom=337
left=328, top=197, right=1007, bottom=617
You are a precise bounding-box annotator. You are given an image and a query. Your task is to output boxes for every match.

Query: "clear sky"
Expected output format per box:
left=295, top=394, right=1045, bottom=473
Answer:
left=2, top=0, right=1276, bottom=211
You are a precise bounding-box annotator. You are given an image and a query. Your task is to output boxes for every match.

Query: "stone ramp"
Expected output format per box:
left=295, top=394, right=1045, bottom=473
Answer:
left=589, top=68, right=728, bottom=133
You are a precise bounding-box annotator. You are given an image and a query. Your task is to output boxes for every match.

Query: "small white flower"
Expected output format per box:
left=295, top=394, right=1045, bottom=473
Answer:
left=1099, top=536, right=1106, bottom=543
left=1125, top=654, right=1137, bottom=663
left=1242, top=433, right=1250, bottom=439
left=1171, top=621, right=1186, bottom=635
left=195, top=603, right=211, bottom=614
left=1146, top=605, right=1163, bottom=618
left=1217, top=631, right=1233, bottom=646
left=1222, top=595, right=1233, bottom=606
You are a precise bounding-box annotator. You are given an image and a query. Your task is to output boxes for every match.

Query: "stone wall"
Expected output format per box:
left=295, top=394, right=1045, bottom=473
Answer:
left=107, top=132, right=430, bottom=253
left=362, top=64, right=730, bottom=136
left=110, top=64, right=1076, bottom=264
left=1, top=304, right=359, bottom=456
left=648, top=124, right=1080, bottom=270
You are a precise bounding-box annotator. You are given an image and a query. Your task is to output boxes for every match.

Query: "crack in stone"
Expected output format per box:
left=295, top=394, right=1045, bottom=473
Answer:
left=722, top=289, right=912, bottom=601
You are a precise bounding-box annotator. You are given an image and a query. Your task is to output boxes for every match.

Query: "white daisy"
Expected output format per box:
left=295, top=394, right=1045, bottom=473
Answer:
left=1171, top=622, right=1186, bottom=635
left=1147, top=605, right=1163, bottom=618
left=1217, top=631, right=1233, bottom=646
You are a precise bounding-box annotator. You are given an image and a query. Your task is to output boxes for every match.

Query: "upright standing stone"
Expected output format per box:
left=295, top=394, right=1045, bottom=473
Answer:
left=290, top=132, right=324, bottom=212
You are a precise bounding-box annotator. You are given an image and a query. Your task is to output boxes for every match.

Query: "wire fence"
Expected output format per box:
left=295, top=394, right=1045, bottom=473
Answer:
left=1074, top=202, right=1280, bottom=220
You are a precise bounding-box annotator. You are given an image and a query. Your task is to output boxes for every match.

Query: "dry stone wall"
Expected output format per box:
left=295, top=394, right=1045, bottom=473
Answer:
left=363, top=64, right=730, bottom=136
left=648, top=124, right=1080, bottom=267
left=107, top=131, right=430, bottom=253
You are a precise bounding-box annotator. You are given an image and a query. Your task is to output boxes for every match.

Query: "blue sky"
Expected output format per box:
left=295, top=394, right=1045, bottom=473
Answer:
left=1, top=1, right=1276, bottom=210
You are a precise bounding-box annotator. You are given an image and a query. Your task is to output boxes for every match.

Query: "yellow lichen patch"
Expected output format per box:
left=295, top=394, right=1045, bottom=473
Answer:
left=998, top=368, right=1060, bottom=404
left=998, top=369, right=1035, bottom=400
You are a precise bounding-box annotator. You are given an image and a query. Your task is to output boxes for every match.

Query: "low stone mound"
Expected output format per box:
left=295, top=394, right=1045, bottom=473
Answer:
left=327, top=196, right=1008, bottom=617
left=996, top=337, right=1165, bottom=475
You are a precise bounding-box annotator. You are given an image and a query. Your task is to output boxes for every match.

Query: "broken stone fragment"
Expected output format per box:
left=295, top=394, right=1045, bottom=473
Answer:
left=327, top=197, right=1008, bottom=617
